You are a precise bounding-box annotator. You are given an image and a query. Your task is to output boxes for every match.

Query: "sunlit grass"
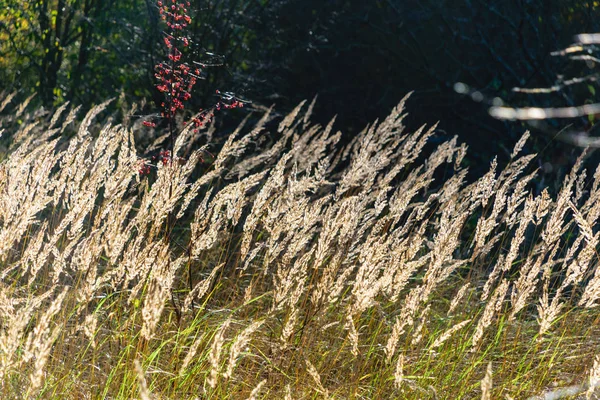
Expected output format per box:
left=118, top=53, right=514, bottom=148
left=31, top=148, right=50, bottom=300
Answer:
left=0, top=96, right=599, bottom=399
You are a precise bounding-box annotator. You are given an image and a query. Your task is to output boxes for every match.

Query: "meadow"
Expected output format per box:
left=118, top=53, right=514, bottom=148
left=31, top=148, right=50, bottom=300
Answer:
left=0, top=92, right=599, bottom=399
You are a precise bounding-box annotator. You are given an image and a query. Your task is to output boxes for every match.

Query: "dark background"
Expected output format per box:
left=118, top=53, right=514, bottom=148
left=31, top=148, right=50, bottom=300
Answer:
left=2, top=0, right=600, bottom=184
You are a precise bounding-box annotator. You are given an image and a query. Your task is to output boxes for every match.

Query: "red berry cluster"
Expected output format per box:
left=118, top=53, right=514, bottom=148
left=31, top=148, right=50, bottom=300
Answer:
left=214, top=89, right=246, bottom=112
left=137, top=159, right=151, bottom=176
left=187, top=97, right=244, bottom=131
left=190, top=110, right=214, bottom=130
left=137, top=150, right=175, bottom=176
left=216, top=100, right=244, bottom=111
left=157, top=1, right=192, bottom=31
left=154, top=1, right=196, bottom=122
left=138, top=0, right=247, bottom=176
left=154, top=61, right=199, bottom=120
left=157, top=150, right=171, bottom=166
left=142, top=0, right=247, bottom=130
left=148, top=150, right=172, bottom=168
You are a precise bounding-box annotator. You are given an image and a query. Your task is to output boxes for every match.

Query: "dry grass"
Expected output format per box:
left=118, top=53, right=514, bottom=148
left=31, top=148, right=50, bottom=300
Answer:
left=0, top=93, right=599, bottom=399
